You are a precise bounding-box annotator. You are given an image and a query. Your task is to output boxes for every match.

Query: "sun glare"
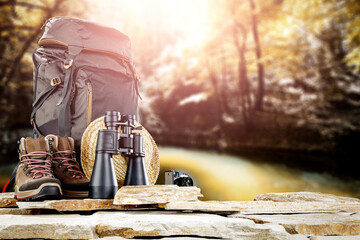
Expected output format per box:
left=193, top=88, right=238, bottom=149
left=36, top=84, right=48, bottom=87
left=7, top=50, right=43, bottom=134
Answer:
left=91, top=0, right=209, bottom=38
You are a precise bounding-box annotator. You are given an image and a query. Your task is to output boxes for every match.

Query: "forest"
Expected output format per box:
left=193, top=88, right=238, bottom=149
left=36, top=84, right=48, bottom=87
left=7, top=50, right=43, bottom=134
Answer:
left=1, top=0, right=360, bottom=183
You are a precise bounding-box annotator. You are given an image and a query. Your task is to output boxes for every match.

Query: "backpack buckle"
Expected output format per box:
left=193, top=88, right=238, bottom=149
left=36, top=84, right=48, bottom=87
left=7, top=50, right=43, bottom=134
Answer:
left=50, top=76, right=62, bottom=86
left=64, top=59, right=73, bottom=69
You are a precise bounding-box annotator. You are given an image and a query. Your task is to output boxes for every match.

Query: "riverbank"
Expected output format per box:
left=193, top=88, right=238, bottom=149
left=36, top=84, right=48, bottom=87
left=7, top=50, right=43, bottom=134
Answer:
left=149, top=108, right=360, bottom=181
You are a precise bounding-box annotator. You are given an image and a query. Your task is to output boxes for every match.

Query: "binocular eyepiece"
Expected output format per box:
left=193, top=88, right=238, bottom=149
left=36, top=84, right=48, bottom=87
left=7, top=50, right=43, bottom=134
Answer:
left=89, top=111, right=149, bottom=199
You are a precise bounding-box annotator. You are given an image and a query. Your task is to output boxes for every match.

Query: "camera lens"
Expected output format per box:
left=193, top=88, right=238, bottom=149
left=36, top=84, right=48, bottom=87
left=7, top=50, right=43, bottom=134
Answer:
left=174, top=177, right=194, bottom=187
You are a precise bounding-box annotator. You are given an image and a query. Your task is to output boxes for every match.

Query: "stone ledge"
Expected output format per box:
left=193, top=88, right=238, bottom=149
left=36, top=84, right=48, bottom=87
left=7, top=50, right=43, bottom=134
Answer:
left=230, top=212, right=360, bottom=236
left=17, top=199, right=158, bottom=211
left=310, top=236, right=360, bottom=240
left=0, top=193, right=17, bottom=208
left=113, top=185, right=203, bottom=205
left=255, top=192, right=360, bottom=203
left=161, top=200, right=360, bottom=214
left=1, top=191, right=360, bottom=239
left=0, top=211, right=308, bottom=240
left=0, top=213, right=95, bottom=239
left=15, top=198, right=360, bottom=214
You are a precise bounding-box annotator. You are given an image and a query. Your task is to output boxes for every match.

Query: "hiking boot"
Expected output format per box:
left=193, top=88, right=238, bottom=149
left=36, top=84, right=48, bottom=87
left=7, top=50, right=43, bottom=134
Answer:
left=15, top=136, right=62, bottom=201
left=45, top=135, right=89, bottom=198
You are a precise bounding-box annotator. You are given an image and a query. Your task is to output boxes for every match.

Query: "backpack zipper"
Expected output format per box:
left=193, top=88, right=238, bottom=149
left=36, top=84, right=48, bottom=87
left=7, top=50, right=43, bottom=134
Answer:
left=86, top=81, right=93, bottom=126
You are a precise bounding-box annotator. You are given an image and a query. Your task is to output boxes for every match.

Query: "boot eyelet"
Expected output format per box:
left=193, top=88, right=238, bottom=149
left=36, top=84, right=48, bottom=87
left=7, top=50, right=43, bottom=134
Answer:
left=26, top=172, right=30, bottom=176
left=63, top=169, right=68, bottom=173
left=23, top=165, right=27, bottom=171
left=58, top=163, right=62, bottom=168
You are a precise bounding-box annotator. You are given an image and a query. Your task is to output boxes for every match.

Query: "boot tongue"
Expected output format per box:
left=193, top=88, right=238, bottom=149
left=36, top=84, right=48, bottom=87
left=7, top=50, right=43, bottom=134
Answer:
left=57, top=136, right=73, bottom=151
left=24, top=136, right=50, bottom=174
left=25, top=136, right=47, bottom=154
left=55, top=136, right=83, bottom=178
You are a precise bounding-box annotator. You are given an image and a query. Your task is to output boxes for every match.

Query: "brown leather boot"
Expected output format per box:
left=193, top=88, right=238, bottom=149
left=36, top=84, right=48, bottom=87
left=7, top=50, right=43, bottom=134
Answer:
left=15, top=136, right=62, bottom=201
left=45, top=135, right=89, bottom=198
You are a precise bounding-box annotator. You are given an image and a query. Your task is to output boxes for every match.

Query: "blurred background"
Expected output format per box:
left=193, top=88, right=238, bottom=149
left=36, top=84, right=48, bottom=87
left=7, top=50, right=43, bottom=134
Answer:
left=0, top=0, right=359, bottom=200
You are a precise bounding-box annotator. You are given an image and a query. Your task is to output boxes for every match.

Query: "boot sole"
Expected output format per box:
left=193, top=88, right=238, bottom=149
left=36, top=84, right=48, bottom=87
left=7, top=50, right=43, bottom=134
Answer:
left=63, top=189, right=89, bottom=199
left=15, top=183, right=62, bottom=201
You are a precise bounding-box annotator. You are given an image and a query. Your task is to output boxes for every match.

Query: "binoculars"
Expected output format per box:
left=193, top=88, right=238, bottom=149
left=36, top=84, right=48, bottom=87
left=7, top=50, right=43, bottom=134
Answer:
left=89, top=111, right=149, bottom=199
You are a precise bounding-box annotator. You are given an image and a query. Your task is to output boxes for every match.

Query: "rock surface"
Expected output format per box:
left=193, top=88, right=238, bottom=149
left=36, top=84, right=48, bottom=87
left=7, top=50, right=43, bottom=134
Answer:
left=231, top=212, right=360, bottom=236
left=17, top=199, right=157, bottom=211
left=254, top=192, right=360, bottom=202
left=0, top=211, right=307, bottom=240
left=0, top=192, right=17, bottom=208
left=1, top=191, right=360, bottom=239
left=0, top=213, right=95, bottom=239
left=0, top=208, right=37, bottom=215
left=162, top=200, right=360, bottom=213
left=113, top=185, right=203, bottom=205
left=310, top=236, right=360, bottom=240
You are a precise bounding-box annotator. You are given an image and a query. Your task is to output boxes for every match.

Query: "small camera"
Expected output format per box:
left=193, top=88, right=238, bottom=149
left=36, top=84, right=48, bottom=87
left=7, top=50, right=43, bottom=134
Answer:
left=165, top=170, right=194, bottom=187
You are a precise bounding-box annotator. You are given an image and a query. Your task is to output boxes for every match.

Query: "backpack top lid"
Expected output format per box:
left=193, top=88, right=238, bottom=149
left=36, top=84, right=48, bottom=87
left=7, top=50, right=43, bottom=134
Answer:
left=39, top=17, right=133, bottom=61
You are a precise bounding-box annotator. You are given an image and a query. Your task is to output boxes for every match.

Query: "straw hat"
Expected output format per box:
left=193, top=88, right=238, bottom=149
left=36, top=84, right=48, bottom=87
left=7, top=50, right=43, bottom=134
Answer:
left=81, top=116, right=160, bottom=186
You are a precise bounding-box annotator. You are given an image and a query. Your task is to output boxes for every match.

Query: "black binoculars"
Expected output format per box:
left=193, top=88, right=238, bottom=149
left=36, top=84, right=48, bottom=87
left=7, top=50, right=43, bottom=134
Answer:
left=89, top=111, right=149, bottom=199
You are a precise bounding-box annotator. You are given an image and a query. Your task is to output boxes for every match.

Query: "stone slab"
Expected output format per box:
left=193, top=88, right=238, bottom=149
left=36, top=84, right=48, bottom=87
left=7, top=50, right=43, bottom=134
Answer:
left=92, top=211, right=306, bottom=240
left=17, top=199, right=158, bottom=211
left=0, top=208, right=38, bottom=215
left=310, top=236, right=360, bottom=240
left=231, top=212, right=360, bottom=236
left=0, top=193, right=17, bottom=208
left=113, top=185, right=203, bottom=205
left=254, top=192, right=360, bottom=203
left=0, top=213, right=95, bottom=239
left=161, top=200, right=360, bottom=213
left=0, top=211, right=307, bottom=240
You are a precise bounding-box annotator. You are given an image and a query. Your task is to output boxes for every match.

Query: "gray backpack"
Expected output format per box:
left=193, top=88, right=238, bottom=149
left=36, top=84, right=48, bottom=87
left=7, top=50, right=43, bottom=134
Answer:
left=31, top=17, right=141, bottom=150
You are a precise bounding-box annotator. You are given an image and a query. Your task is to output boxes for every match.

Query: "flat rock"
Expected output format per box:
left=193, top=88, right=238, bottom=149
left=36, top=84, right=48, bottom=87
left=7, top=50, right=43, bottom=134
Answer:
left=93, top=211, right=306, bottom=239
left=310, top=236, right=360, bottom=240
left=113, top=185, right=203, bottom=205
left=0, top=193, right=17, bottom=208
left=231, top=212, right=360, bottom=236
left=0, top=213, right=95, bottom=239
left=17, top=199, right=157, bottom=211
left=0, top=208, right=37, bottom=215
left=0, top=211, right=307, bottom=239
left=162, top=200, right=360, bottom=213
left=254, top=192, right=360, bottom=203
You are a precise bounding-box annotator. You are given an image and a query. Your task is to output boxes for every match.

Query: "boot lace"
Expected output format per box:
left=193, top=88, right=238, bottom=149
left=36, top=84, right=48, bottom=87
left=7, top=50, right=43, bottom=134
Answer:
left=20, top=151, right=53, bottom=179
left=52, top=150, right=85, bottom=179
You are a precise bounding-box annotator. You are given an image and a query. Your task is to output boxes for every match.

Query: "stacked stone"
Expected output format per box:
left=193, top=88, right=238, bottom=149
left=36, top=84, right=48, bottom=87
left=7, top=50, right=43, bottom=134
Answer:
left=0, top=186, right=360, bottom=239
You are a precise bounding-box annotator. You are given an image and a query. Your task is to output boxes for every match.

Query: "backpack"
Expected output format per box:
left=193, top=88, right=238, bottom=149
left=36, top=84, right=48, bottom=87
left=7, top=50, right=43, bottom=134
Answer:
left=2, top=17, right=141, bottom=193
left=31, top=17, right=141, bottom=151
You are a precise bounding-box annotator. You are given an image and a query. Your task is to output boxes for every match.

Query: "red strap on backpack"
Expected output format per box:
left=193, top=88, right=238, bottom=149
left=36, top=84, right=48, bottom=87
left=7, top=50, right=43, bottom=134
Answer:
left=2, top=179, right=11, bottom=193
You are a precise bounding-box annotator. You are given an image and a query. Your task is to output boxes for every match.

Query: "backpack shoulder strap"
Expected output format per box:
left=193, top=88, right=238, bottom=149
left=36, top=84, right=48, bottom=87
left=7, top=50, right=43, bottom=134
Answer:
left=57, top=45, right=82, bottom=137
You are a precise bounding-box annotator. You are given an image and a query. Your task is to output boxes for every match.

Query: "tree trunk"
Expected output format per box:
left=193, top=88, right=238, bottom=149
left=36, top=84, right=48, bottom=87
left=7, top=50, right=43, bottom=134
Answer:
left=233, top=20, right=252, bottom=128
left=220, top=47, right=231, bottom=115
left=249, top=0, right=264, bottom=111
left=206, top=59, right=227, bottom=148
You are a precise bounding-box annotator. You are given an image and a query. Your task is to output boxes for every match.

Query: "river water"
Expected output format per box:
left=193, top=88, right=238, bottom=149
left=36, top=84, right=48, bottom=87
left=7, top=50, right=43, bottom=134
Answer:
left=1, top=146, right=359, bottom=200
left=158, top=147, right=360, bottom=201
